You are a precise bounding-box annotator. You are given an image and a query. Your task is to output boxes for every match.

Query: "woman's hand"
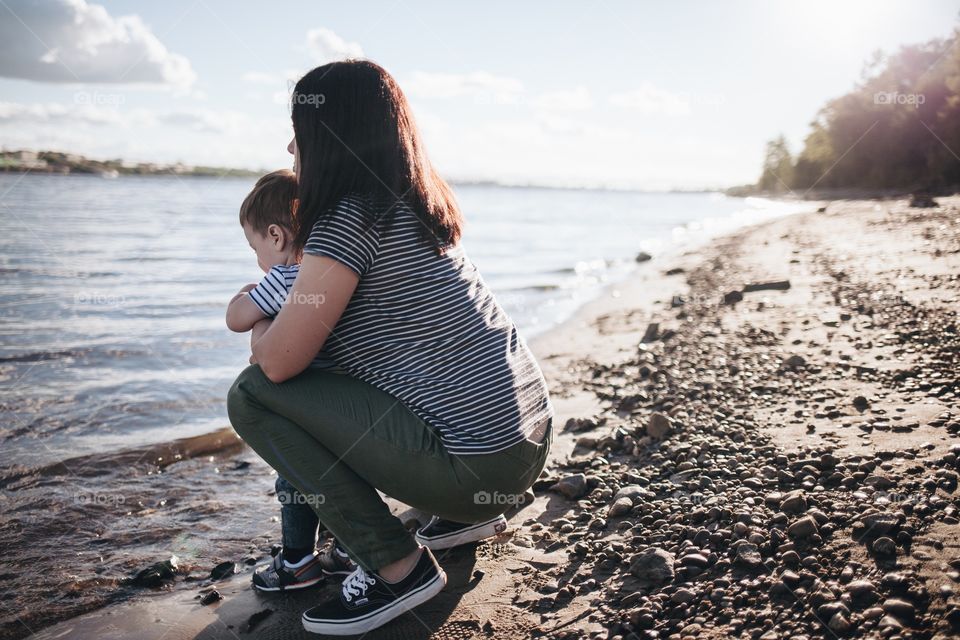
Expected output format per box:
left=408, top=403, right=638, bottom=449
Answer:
left=250, top=254, right=359, bottom=382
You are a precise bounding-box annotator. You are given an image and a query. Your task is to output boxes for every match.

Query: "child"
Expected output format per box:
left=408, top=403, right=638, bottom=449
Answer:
left=226, top=169, right=355, bottom=590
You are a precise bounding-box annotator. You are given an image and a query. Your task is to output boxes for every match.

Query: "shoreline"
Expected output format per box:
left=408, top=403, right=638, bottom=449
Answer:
left=25, top=196, right=960, bottom=639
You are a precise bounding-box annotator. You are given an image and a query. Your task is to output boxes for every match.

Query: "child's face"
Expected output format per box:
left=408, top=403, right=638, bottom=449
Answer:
left=242, top=222, right=292, bottom=273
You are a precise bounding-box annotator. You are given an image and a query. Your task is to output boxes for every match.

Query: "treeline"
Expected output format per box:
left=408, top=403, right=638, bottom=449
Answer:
left=752, top=28, right=960, bottom=194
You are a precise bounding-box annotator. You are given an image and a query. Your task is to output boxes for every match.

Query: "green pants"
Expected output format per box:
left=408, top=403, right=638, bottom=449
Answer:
left=227, top=364, right=551, bottom=572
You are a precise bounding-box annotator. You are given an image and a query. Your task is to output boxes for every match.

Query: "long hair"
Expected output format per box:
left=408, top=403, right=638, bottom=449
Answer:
left=290, top=60, right=462, bottom=252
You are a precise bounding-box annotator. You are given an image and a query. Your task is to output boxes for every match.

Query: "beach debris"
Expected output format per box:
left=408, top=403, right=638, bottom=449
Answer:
left=199, top=589, right=222, bottom=605
left=909, top=193, right=938, bottom=208
left=641, top=322, right=659, bottom=343
left=550, top=473, right=588, bottom=500
left=646, top=412, right=673, bottom=439
left=209, top=561, right=237, bottom=581
left=629, top=547, right=675, bottom=585
left=723, top=290, right=744, bottom=305
left=743, top=279, right=791, bottom=292
left=128, top=556, right=179, bottom=588
left=635, top=251, right=653, bottom=263
left=245, top=608, right=273, bottom=633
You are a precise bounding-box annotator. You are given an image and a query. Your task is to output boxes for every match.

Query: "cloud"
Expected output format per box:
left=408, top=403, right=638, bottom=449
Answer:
left=306, top=28, right=363, bottom=63
left=404, top=71, right=524, bottom=103
left=609, top=83, right=691, bottom=116
left=531, top=86, right=593, bottom=111
left=0, top=0, right=195, bottom=86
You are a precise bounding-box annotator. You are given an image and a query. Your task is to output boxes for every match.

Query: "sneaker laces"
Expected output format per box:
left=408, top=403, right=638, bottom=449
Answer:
left=341, top=566, right=376, bottom=602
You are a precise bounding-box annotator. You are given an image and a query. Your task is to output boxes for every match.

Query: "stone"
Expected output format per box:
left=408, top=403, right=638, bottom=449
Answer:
left=779, top=490, right=807, bottom=514
left=871, top=537, right=897, bottom=556
left=647, top=412, right=673, bottom=439
left=787, top=515, right=818, bottom=539
left=680, top=553, right=709, bottom=569
left=882, top=598, right=916, bottom=619
left=734, top=543, right=762, bottom=569
left=210, top=561, right=237, bottom=581
left=199, top=589, right=222, bottom=606
left=629, top=547, right=675, bottom=586
left=551, top=473, right=589, bottom=500
left=784, top=354, right=807, bottom=368
left=635, top=251, right=653, bottom=263
left=609, top=497, right=633, bottom=517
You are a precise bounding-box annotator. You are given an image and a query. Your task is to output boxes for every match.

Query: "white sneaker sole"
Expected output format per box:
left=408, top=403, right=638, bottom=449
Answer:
left=253, top=575, right=324, bottom=592
left=414, top=516, right=507, bottom=550
left=301, top=569, right=447, bottom=635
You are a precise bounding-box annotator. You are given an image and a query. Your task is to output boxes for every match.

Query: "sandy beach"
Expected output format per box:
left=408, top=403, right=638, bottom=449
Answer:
left=24, top=196, right=960, bottom=640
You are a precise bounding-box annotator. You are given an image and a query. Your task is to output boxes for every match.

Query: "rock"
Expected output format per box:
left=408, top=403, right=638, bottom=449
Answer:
left=635, top=251, right=653, bottom=263
left=871, top=536, right=897, bottom=556
left=671, top=587, right=696, bottom=604
left=246, top=608, right=273, bottom=633
left=199, top=589, right=222, bottom=606
left=733, top=543, right=762, bottom=569
left=847, top=579, right=878, bottom=602
left=878, top=614, right=903, bottom=630
left=853, top=395, right=870, bottom=411
left=629, top=547, right=675, bottom=586
left=828, top=612, right=852, bottom=633
left=787, top=515, right=818, bottom=539
left=723, top=290, right=744, bottom=305
left=129, top=556, right=179, bottom=588
left=784, top=354, right=807, bottom=368
left=609, top=496, right=633, bottom=517
left=779, top=490, right=807, bottom=514
left=860, top=513, right=900, bottom=536
left=882, top=598, right=916, bottom=619
left=646, top=412, right=673, bottom=439
left=210, top=561, right=237, bottom=581
left=564, top=416, right=598, bottom=432
left=613, top=484, right=645, bottom=505
left=680, top=553, right=709, bottom=569
left=551, top=473, right=589, bottom=500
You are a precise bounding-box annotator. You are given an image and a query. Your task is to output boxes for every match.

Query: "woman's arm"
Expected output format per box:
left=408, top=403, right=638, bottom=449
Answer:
left=251, top=254, right=359, bottom=382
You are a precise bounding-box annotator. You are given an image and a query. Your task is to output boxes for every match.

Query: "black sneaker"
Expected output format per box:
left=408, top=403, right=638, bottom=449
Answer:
left=301, top=548, right=447, bottom=635
left=318, top=542, right=357, bottom=576
left=414, top=515, right=507, bottom=550
left=252, top=552, right=325, bottom=592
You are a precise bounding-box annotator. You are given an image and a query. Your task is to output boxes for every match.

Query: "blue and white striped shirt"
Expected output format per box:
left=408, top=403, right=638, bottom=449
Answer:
left=247, top=264, right=339, bottom=371
left=303, top=194, right=553, bottom=455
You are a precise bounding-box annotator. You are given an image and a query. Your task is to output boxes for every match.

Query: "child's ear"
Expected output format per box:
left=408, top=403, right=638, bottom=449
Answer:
left=267, top=224, right=286, bottom=249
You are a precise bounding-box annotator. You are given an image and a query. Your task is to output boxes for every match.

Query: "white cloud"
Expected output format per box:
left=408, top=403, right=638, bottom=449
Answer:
left=306, top=28, right=363, bottom=63
left=609, top=83, right=691, bottom=116
left=405, top=71, right=523, bottom=103
left=531, top=86, right=593, bottom=111
left=0, top=0, right=195, bottom=87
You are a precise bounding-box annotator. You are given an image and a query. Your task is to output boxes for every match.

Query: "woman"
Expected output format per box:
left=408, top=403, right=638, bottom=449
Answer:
left=227, top=60, right=553, bottom=636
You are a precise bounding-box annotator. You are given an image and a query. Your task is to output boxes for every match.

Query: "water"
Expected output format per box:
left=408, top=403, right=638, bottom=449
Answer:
left=0, top=173, right=807, bottom=636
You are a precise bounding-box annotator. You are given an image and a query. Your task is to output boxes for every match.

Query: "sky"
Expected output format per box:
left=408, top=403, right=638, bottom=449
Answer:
left=0, top=0, right=957, bottom=190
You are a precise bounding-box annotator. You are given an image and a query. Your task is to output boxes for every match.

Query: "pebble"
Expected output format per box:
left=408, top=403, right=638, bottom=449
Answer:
left=551, top=473, right=589, bottom=499
left=787, top=515, right=818, bottom=539
left=646, top=412, right=673, bottom=439
left=629, top=547, right=675, bottom=586
left=871, top=537, right=897, bottom=557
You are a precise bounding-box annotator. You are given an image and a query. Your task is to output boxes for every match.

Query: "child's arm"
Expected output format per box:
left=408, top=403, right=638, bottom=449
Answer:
left=226, top=284, right=268, bottom=332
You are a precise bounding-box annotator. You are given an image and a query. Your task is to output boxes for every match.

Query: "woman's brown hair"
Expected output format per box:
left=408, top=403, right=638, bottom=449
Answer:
left=290, top=60, right=462, bottom=252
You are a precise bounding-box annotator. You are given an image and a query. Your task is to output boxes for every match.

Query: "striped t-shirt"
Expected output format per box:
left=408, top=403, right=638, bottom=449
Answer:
left=303, top=193, right=553, bottom=455
left=247, top=264, right=338, bottom=371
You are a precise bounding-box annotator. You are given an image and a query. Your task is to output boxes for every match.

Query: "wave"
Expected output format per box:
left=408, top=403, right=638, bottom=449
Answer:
left=0, top=426, right=244, bottom=489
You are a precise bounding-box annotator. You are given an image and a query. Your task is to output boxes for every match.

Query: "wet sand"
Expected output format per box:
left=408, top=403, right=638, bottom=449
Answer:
left=24, top=196, right=960, bottom=639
